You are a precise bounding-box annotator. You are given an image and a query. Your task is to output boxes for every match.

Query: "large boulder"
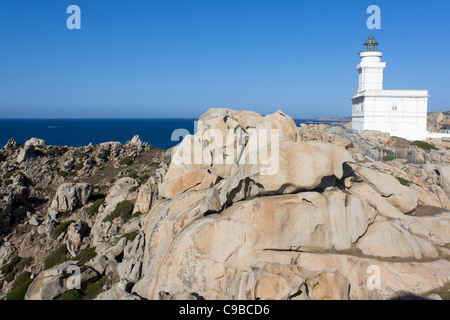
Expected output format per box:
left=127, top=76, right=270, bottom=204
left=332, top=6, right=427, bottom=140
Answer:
left=92, top=177, right=138, bottom=246
left=24, top=138, right=48, bottom=148
left=66, top=220, right=90, bottom=257
left=356, top=167, right=419, bottom=214
left=25, top=261, right=98, bottom=300
left=437, top=165, right=450, bottom=198
left=295, top=252, right=450, bottom=300
left=50, top=183, right=92, bottom=213
left=16, top=145, right=37, bottom=163
left=356, top=220, right=439, bottom=259
left=133, top=181, right=157, bottom=215
left=134, top=190, right=375, bottom=299
left=160, top=108, right=307, bottom=199
left=416, top=212, right=450, bottom=244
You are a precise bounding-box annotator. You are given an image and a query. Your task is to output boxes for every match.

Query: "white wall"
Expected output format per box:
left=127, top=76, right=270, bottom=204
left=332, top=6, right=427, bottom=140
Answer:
left=357, top=52, right=385, bottom=92
left=352, top=91, right=428, bottom=141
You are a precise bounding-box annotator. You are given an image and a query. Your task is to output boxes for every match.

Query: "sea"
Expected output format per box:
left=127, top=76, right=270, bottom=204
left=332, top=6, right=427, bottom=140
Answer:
left=0, top=118, right=343, bottom=150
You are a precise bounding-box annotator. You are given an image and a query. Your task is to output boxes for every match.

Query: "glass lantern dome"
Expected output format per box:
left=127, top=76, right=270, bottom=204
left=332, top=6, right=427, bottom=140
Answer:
left=364, top=36, right=379, bottom=52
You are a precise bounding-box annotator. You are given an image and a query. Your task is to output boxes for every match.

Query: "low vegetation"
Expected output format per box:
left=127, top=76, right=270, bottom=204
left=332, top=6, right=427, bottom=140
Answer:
left=122, top=231, right=139, bottom=242
left=57, top=170, right=75, bottom=178
left=103, top=200, right=134, bottom=223
left=4, top=272, right=34, bottom=300
left=43, top=245, right=70, bottom=270
left=74, top=247, right=97, bottom=264
left=86, top=276, right=107, bottom=298
left=1, top=256, right=33, bottom=284
left=146, top=161, right=161, bottom=168
left=395, top=176, right=411, bottom=186
left=51, top=220, right=75, bottom=238
left=58, top=289, right=82, bottom=300
left=97, top=148, right=110, bottom=160
left=128, top=186, right=138, bottom=193
left=421, top=283, right=450, bottom=300
left=119, top=156, right=133, bottom=165
left=46, top=147, right=67, bottom=157
left=411, top=141, right=439, bottom=151
left=3, top=171, right=15, bottom=180
left=86, top=198, right=105, bottom=215
left=74, top=162, right=84, bottom=171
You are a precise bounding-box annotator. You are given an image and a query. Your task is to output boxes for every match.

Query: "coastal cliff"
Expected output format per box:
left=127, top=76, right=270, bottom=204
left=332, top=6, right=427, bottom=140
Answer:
left=0, top=108, right=449, bottom=300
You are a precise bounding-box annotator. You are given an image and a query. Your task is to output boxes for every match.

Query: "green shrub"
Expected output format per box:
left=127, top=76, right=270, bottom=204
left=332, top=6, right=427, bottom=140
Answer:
left=103, top=200, right=134, bottom=223
left=137, top=174, right=150, bottom=185
left=122, top=231, right=139, bottom=242
left=97, top=148, right=110, bottom=160
left=74, top=247, right=97, bottom=264
left=119, top=156, right=132, bottom=165
left=58, top=289, right=82, bottom=300
left=3, top=171, right=15, bottom=180
left=1, top=256, right=33, bottom=283
left=128, top=186, right=138, bottom=193
left=3, top=179, right=13, bottom=186
left=146, top=161, right=161, bottom=168
left=382, top=149, right=394, bottom=161
left=51, top=220, right=75, bottom=238
left=86, top=276, right=107, bottom=298
left=411, top=141, right=439, bottom=151
left=5, top=272, right=33, bottom=300
left=46, top=147, right=67, bottom=157
left=395, top=176, right=411, bottom=186
left=57, top=170, right=76, bottom=178
left=126, top=170, right=139, bottom=179
left=44, top=245, right=70, bottom=270
left=130, top=211, right=142, bottom=220
left=421, top=283, right=450, bottom=300
left=74, top=162, right=84, bottom=171
left=1, top=255, right=22, bottom=275
left=86, top=198, right=105, bottom=215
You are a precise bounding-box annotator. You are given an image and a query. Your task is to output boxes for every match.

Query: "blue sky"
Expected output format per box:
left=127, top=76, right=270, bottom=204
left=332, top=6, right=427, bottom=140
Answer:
left=0, top=0, right=449, bottom=118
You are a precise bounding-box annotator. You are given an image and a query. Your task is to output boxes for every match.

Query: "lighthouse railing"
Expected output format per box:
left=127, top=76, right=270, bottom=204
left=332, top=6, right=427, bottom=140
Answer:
left=329, top=123, right=447, bottom=165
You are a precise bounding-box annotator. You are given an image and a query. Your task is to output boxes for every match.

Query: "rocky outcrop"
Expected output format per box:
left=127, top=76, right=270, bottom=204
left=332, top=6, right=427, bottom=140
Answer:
left=25, top=261, right=98, bottom=300
left=66, top=220, right=90, bottom=257
left=1, top=108, right=450, bottom=301
left=131, top=108, right=450, bottom=300
left=356, top=167, right=419, bottom=213
left=50, top=183, right=93, bottom=213
left=17, top=145, right=38, bottom=163
left=427, top=112, right=447, bottom=133
left=24, top=138, right=48, bottom=148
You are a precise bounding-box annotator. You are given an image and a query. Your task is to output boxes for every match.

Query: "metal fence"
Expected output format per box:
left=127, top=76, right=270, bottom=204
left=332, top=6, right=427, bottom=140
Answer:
left=330, top=124, right=449, bottom=164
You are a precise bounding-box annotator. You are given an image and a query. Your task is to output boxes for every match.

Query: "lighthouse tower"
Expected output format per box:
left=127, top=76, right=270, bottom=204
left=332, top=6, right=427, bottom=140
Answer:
left=357, top=37, right=385, bottom=92
left=351, top=36, right=429, bottom=141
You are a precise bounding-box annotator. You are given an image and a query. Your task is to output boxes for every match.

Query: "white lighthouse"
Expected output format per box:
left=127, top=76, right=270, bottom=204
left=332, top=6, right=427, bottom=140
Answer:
left=352, top=36, right=428, bottom=141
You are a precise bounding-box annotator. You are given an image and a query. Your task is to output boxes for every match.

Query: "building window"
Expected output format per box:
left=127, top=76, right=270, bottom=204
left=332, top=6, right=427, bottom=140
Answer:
left=392, top=103, right=397, bottom=111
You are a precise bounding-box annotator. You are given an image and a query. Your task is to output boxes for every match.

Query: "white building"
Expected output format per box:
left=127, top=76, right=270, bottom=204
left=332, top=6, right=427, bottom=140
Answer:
left=352, top=36, right=429, bottom=141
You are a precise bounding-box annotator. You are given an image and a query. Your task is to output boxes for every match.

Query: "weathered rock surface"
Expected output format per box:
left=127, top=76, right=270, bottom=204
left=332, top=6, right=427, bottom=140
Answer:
left=1, top=108, right=450, bottom=301
left=25, top=261, right=98, bottom=300
left=356, top=220, right=439, bottom=259
left=50, top=183, right=93, bottom=213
